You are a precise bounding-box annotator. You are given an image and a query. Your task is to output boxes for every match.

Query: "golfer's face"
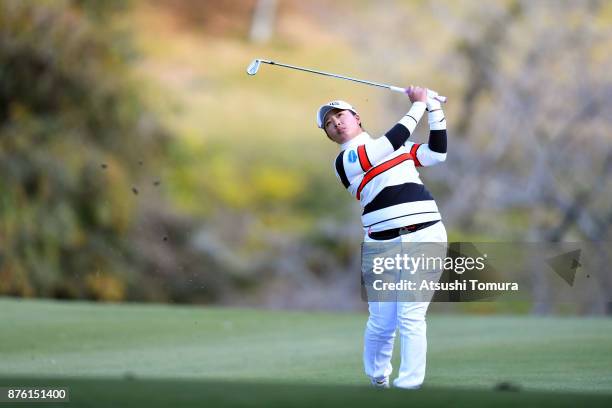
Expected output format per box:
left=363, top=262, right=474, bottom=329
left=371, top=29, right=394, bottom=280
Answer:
left=324, top=109, right=361, bottom=144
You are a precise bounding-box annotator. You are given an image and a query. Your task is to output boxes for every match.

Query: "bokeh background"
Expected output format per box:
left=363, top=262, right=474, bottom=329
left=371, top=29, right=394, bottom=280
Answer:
left=1, top=0, right=611, bottom=313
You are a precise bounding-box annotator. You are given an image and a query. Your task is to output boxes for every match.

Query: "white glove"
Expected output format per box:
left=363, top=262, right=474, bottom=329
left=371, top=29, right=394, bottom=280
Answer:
left=426, top=90, right=443, bottom=111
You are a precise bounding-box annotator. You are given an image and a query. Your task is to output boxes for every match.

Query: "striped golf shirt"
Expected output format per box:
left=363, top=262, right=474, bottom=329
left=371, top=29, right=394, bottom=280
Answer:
left=333, top=101, right=448, bottom=233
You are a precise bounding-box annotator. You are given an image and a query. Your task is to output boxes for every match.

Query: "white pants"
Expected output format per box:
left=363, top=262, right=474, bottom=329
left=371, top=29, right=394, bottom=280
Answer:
left=363, top=221, right=447, bottom=389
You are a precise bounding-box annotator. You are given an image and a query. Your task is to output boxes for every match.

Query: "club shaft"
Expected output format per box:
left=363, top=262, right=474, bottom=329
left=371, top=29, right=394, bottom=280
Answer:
left=261, top=60, right=393, bottom=90
left=258, top=59, right=446, bottom=102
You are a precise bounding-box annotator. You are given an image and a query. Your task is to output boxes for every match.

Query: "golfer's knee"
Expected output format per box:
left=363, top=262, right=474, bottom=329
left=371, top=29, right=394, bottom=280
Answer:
left=397, top=314, right=426, bottom=334
left=366, top=318, right=396, bottom=339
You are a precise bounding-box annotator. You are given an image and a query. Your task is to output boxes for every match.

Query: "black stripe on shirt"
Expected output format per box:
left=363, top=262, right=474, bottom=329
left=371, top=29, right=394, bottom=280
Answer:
left=335, top=151, right=350, bottom=188
left=363, top=183, right=435, bottom=215
left=385, top=123, right=411, bottom=150
left=428, top=129, right=447, bottom=153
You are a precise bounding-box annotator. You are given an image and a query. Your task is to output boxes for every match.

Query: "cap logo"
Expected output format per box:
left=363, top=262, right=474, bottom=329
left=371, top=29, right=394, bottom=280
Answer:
left=329, top=101, right=340, bottom=106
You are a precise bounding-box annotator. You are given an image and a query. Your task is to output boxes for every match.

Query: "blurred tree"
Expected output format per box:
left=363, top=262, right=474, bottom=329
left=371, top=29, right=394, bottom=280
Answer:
left=249, top=0, right=277, bottom=43
left=0, top=0, right=167, bottom=300
left=0, top=0, right=362, bottom=307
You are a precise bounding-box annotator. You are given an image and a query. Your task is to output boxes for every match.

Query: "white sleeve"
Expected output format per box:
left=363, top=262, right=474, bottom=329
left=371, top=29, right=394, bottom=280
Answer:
left=408, top=142, right=447, bottom=166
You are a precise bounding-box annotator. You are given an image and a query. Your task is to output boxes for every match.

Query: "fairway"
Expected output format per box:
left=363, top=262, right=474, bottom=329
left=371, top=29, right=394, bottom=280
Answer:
left=1, top=298, right=611, bottom=406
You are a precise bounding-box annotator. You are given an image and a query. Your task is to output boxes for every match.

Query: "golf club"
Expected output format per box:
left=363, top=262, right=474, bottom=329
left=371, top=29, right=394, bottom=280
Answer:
left=246, top=58, right=447, bottom=103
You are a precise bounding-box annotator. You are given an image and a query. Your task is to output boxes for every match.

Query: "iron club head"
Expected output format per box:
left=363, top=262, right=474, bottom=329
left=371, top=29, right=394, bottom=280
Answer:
left=246, top=59, right=261, bottom=76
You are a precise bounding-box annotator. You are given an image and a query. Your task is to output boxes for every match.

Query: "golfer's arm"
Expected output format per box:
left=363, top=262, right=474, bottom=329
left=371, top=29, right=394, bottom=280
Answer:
left=411, top=107, right=447, bottom=166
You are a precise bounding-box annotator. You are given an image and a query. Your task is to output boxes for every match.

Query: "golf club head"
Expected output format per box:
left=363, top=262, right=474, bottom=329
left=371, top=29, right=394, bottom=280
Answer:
left=246, top=59, right=261, bottom=76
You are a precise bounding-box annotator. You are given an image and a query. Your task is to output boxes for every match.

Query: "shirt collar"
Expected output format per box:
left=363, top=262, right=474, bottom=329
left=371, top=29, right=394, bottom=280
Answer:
left=340, top=132, right=371, bottom=150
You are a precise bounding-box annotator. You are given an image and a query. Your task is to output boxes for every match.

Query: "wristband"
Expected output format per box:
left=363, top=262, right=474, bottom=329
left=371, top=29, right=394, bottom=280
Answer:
left=428, top=109, right=446, bottom=131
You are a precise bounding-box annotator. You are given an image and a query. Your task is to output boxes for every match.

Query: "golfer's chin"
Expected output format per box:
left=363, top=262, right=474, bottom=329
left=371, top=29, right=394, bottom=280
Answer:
left=339, top=132, right=359, bottom=143
left=330, top=130, right=356, bottom=144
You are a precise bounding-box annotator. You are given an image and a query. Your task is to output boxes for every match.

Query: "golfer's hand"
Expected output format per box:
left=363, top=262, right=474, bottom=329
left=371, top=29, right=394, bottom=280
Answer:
left=406, top=86, right=428, bottom=103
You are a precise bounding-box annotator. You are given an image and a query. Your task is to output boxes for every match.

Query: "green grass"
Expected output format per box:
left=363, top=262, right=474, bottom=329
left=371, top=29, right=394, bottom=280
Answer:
left=1, top=298, right=611, bottom=407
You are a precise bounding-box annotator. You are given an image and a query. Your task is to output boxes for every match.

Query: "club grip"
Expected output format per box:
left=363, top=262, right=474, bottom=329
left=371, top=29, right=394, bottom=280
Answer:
left=390, top=86, right=447, bottom=103
left=427, top=89, right=447, bottom=104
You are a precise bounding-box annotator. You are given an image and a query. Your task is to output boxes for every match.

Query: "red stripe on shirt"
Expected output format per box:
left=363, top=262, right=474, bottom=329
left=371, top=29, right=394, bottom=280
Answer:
left=410, top=144, right=423, bottom=167
left=356, top=153, right=412, bottom=200
left=357, top=145, right=372, bottom=172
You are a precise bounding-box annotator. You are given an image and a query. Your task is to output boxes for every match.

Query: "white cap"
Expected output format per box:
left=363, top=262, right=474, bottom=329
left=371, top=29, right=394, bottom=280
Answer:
left=316, top=100, right=358, bottom=129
